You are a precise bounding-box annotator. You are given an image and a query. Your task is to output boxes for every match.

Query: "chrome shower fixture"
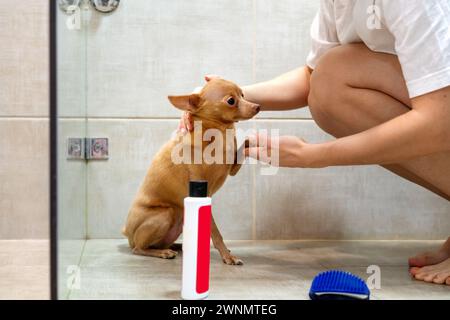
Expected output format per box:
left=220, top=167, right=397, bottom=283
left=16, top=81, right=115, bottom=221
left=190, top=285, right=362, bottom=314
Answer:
left=58, top=0, right=82, bottom=14
left=89, top=0, right=120, bottom=13
left=58, top=0, right=120, bottom=14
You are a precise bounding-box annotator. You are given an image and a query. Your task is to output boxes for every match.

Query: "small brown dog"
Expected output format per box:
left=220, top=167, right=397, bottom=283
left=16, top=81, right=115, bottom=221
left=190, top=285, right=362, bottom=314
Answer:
left=122, top=79, right=260, bottom=265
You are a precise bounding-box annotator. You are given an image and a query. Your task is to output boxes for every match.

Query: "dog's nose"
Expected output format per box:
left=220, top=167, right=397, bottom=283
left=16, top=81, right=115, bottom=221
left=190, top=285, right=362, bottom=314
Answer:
left=254, top=105, right=261, bottom=113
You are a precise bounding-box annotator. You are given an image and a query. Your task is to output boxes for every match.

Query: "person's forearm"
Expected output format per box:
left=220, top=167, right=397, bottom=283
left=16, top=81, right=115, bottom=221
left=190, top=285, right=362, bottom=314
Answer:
left=313, top=105, right=450, bottom=167
left=242, top=66, right=312, bottom=111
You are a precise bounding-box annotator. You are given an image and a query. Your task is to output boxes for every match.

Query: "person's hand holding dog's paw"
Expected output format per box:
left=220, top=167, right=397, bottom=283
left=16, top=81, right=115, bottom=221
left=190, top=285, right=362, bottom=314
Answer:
left=245, top=133, right=328, bottom=168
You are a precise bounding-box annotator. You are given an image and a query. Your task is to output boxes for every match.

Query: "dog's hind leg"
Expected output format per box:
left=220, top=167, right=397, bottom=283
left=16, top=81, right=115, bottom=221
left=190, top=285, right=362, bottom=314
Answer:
left=133, top=247, right=178, bottom=259
left=132, top=206, right=178, bottom=259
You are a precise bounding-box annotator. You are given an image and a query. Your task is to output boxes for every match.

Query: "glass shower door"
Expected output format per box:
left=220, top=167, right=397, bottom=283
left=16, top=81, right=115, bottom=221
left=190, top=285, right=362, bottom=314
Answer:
left=51, top=0, right=260, bottom=300
left=55, top=0, right=88, bottom=299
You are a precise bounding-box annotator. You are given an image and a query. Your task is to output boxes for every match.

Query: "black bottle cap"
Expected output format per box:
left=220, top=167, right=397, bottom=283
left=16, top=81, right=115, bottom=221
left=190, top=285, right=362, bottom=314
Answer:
left=189, top=180, right=208, bottom=197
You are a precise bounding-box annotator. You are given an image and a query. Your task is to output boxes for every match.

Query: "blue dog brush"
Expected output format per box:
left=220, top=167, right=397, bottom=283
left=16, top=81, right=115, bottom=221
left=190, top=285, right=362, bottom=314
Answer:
left=309, top=270, right=370, bottom=300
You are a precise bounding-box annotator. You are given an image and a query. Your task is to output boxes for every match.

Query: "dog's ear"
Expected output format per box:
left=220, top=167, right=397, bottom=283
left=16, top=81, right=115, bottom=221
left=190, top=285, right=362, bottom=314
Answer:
left=168, top=94, right=200, bottom=112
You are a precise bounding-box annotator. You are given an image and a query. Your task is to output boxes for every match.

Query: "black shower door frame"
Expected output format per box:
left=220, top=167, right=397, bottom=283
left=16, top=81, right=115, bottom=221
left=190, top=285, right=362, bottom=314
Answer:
left=49, top=0, right=58, bottom=300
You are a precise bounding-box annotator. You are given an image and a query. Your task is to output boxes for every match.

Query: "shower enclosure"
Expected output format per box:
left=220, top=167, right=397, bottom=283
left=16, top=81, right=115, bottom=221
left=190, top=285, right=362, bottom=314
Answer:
left=51, top=0, right=450, bottom=300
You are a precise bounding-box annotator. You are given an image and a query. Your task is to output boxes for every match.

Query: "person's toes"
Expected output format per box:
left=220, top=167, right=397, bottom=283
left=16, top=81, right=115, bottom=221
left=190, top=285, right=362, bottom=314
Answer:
left=423, top=272, right=439, bottom=283
left=446, top=277, right=450, bottom=286
left=412, top=258, right=450, bottom=284
left=414, top=271, right=426, bottom=281
left=409, top=267, right=421, bottom=276
left=414, top=267, right=434, bottom=281
left=432, top=273, right=449, bottom=284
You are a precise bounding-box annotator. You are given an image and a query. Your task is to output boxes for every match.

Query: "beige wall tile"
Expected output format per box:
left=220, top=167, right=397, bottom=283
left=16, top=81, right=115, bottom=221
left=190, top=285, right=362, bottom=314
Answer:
left=3, top=0, right=446, bottom=243
left=255, top=0, right=318, bottom=80
left=253, top=120, right=450, bottom=240
left=84, top=0, right=318, bottom=119
left=0, top=0, right=49, bottom=117
left=0, top=119, right=49, bottom=239
left=254, top=0, right=318, bottom=119
left=86, top=119, right=174, bottom=238
left=86, top=0, right=254, bottom=118
left=57, top=8, right=86, bottom=117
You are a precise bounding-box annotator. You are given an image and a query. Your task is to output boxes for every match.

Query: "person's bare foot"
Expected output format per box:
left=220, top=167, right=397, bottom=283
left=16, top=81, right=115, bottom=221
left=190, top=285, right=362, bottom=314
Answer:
left=409, top=237, right=450, bottom=285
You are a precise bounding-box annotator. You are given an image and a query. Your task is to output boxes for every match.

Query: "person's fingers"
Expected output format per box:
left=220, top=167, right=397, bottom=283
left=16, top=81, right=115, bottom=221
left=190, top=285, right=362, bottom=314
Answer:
left=184, top=112, right=193, bottom=131
left=177, top=113, right=190, bottom=135
left=246, top=133, right=272, bottom=149
left=180, top=122, right=187, bottom=134
left=244, top=146, right=272, bottom=164
left=259, top=133, right=272, bottom=149
left=205, top=74, right=220, bottom=82
left=246, top=135, right=257, bottom=148
left=244, top=147, right=260, bottom=159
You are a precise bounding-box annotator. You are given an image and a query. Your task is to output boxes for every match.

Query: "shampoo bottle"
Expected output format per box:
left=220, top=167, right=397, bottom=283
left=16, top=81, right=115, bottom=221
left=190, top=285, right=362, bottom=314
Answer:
left=181, top=180, right=211, bottom=300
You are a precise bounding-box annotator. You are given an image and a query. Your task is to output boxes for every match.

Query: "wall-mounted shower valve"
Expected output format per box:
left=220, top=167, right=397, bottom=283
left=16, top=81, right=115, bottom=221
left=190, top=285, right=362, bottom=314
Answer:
left=67, top=138, right=85, bottom=160
left=67, top=138, right=109, bottom=160
left=86, top=138, right=109, bottom=160
left=90, top=0, right=120, bottom=13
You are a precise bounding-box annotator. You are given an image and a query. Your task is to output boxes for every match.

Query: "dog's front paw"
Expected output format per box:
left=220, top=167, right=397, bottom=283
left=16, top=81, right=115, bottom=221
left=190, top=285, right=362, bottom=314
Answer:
left=222, top=254, right=244, bottom=266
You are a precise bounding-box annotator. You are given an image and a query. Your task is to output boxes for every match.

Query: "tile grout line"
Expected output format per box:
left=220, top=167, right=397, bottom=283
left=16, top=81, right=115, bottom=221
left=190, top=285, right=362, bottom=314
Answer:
left=84, top=13, right=90, bottom=242
left=251, top=0, right=257, bottom=241
left=67, top=10, right=89, bottom=298
left=0, top=116, right=315, bottom=121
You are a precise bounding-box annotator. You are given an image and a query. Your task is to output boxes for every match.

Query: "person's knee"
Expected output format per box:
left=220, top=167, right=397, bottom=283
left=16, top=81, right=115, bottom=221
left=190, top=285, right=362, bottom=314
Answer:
left=308, top=46, right=351, bottom=133
left=308, top=43, right=369, bottom=108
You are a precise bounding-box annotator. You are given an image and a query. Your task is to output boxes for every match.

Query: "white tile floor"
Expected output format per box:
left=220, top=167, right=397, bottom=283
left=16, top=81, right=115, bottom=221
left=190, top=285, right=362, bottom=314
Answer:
left=67, top=239, right=450, bottom=300
left=1, top=240, right=450, bottom=300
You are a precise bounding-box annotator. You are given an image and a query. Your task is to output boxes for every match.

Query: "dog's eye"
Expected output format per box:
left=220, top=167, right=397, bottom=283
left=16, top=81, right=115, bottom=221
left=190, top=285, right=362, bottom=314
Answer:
left=227, top=97, right=235, bottom=106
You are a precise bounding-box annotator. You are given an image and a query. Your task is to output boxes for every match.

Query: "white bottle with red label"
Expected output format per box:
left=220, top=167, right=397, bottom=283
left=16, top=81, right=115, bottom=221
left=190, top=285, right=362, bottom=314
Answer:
left=181, top=180, right=211, bottom=300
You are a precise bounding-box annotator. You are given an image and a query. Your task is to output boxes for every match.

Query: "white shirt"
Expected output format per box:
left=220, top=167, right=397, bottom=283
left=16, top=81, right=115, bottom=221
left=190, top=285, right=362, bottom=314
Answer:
left=306, top=0, right=450, bottom=98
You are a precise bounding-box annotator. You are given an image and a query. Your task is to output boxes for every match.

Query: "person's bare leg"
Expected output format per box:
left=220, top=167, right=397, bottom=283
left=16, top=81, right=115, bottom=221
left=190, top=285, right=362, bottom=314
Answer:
left=308, top=43, right=450, bottom=285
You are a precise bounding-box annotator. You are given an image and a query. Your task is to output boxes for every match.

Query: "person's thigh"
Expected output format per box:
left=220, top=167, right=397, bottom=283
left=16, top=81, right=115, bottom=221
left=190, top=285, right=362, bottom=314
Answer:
left=308, top=43, right=450, bottom=199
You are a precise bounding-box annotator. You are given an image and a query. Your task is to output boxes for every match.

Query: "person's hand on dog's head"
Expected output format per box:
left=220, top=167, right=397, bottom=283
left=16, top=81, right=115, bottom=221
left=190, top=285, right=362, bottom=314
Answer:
left=177, top=74, right=222, bottom=135
left=177, top=111, right=193, bottom=135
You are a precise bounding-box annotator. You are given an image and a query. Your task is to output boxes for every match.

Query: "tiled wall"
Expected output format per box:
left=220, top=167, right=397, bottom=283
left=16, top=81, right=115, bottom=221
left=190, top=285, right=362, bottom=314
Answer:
left=73, top=0, right=449, bottom=240
left=0, top=0, right=49, bottom=239
left=77, top=0, right=319, bottom=239
left=2, top=0, right=449, bottom=240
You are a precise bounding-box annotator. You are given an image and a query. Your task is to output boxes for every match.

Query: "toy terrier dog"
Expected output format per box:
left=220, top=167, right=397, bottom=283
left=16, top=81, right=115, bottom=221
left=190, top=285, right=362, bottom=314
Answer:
left=122, top=79, right=260, bottom=265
